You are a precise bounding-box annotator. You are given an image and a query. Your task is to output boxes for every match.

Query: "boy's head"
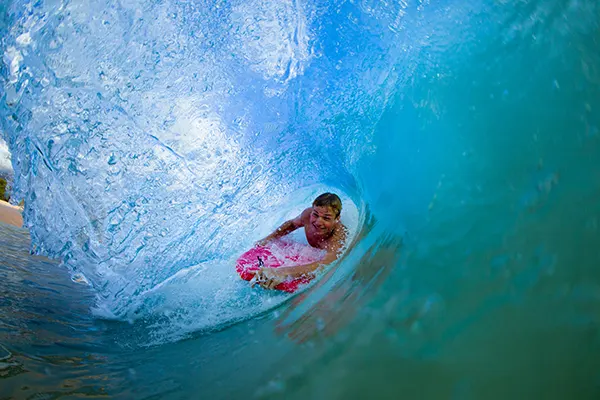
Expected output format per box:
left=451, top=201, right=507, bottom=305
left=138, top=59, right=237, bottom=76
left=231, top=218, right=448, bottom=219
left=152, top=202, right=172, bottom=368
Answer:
left=312, top=192, right=342, bottom=218
left=310, top=193, right=342, bottom=235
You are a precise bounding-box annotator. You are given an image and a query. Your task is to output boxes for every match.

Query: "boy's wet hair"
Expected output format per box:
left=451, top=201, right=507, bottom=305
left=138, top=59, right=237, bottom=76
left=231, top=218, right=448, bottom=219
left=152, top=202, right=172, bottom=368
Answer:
left=313, top=193, right=342, bottom=217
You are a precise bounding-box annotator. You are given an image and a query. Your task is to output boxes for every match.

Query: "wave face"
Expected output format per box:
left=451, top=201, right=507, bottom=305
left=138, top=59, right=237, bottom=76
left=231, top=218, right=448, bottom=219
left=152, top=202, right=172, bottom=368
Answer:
left=0, top=0, right=408, bottom=326
left=2, top=0, right=600, bottom=344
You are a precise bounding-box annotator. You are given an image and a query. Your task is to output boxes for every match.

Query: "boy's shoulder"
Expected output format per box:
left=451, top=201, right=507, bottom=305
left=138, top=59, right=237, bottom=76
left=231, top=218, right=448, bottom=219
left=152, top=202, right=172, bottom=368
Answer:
left=300, top=207, right=313, bottom=221
left=293, top=207, right=313, bottom=227
left=335, top=222, right=348, bottom=241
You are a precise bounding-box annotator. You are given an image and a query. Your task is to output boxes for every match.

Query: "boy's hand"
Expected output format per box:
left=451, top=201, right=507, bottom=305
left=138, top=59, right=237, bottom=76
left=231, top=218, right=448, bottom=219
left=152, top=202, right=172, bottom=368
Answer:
left=252, top=267, right=286, bottom=290
left=256, top=238, right=269, bottom=247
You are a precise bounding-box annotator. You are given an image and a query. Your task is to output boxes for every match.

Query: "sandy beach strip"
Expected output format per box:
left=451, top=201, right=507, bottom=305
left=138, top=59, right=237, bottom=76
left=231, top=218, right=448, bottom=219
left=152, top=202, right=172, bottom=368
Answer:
left=0, top=200, right=23, bottom=227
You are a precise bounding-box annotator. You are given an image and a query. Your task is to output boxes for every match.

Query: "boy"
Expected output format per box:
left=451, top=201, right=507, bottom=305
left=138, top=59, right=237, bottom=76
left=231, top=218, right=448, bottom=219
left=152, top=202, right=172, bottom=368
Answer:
left=253, top=192, right=347, bottom=290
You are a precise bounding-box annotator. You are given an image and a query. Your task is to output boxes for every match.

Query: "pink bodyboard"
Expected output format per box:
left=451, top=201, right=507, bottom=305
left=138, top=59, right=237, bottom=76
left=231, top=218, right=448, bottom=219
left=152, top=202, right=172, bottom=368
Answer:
left=236, top=241, right=324, bottom=293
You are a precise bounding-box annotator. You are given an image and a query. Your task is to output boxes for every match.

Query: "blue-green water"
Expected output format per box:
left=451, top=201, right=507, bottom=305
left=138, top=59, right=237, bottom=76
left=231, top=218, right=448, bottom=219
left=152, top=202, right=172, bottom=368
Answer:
left=1, top=0, right=600, bottom=398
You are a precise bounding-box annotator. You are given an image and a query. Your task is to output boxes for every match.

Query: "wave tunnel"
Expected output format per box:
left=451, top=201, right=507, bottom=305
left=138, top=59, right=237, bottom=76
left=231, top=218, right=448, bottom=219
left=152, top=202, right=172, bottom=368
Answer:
left=1, top=0, right=600, bottom=398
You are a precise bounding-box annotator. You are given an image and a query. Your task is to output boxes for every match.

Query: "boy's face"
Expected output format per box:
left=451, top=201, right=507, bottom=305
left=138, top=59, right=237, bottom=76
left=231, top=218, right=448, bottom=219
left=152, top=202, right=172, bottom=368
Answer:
left=310, top=205, right=339, bottom=235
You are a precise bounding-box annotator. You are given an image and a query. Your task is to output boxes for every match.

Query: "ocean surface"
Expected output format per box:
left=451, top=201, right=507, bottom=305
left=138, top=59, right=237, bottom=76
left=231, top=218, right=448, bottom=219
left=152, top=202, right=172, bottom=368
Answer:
left=1, top=0, right=600, bottom=398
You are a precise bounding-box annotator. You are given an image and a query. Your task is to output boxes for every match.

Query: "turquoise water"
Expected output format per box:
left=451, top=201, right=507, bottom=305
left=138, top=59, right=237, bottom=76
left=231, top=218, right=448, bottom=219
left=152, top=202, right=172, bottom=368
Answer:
left=1, top=0, right=600, bottom=398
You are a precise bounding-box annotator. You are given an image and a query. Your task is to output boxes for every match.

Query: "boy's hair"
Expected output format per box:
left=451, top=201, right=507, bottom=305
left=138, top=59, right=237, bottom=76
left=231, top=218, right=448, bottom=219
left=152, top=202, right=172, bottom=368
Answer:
left=313, top=193, right=342, bottom=218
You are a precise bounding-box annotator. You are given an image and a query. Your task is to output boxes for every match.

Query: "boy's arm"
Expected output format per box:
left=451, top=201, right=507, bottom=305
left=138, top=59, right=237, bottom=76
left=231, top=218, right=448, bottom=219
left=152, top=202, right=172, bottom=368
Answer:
left=269, top=224, right=347, bottom=278
left=257, top=208, right=309, bottom=245
left=269, top=249, right=339, bottom=277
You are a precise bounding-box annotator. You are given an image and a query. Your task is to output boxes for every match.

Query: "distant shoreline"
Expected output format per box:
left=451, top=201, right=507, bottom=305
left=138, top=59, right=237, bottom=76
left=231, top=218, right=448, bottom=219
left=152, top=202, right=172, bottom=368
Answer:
left=0, top=200, right=23, bottom=227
